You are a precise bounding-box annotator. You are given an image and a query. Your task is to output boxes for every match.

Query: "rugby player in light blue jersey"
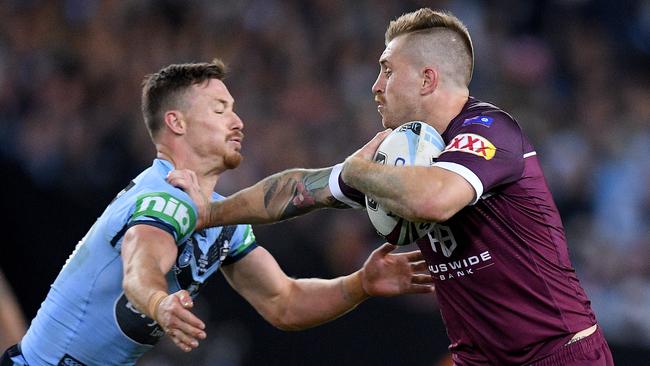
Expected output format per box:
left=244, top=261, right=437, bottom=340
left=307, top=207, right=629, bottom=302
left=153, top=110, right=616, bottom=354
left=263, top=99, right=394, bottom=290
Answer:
left=1, top=60, right=434, bottom=366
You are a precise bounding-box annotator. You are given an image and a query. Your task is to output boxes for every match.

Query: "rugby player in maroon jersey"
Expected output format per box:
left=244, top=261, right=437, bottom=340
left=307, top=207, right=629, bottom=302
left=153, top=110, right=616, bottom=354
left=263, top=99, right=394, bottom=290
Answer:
left=168, top=8, right=613, bottom=366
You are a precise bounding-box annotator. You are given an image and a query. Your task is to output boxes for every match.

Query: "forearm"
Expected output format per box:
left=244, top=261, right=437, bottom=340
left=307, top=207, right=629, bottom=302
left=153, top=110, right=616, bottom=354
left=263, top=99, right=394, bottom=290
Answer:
left=208, top=167, right=347, bottom=226
left=277, top=271, right=369, bottom=331
left=342, top=157, right=424, bottom=220
left=343, top=157, right=472, bottom=222
left=122, top=258, right=169, bottom=319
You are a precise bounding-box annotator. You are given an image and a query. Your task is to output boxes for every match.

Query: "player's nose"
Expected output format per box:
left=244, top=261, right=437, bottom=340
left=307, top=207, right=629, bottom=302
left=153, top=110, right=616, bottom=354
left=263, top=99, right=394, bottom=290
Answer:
left=232, top=112, right=244, bottom=130
left=372, top=74, right=384, bottom=95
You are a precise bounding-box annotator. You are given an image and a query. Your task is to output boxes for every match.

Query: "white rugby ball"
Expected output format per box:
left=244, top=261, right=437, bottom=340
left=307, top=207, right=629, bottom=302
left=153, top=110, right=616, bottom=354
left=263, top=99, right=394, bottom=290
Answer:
left=365, top=121, right=445, bottom=245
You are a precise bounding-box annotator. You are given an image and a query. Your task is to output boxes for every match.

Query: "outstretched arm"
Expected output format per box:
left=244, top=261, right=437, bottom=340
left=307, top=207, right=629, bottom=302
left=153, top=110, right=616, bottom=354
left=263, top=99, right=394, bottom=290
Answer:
left=168, top=167, right=350, bottom=229
left=222, top=243, right=433, bottom=331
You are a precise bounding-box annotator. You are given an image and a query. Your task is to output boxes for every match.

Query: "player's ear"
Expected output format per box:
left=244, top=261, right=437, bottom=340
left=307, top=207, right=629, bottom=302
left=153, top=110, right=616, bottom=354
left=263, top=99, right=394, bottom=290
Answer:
left=420, top=67, right=437, bottom=95
left=164, top=111, right=186, bottom=135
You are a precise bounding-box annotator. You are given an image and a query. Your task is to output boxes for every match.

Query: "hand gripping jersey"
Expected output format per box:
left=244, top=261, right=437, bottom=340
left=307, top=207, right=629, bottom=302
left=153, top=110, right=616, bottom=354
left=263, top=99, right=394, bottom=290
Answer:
left=330, top=98, right=597, bottom=365
left=20, top=159, right=257, bottom=366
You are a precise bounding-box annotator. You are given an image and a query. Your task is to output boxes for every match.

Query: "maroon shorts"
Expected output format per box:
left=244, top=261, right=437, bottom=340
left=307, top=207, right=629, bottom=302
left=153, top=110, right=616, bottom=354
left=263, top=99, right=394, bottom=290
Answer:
left=530, top=327, right=614, bottom=366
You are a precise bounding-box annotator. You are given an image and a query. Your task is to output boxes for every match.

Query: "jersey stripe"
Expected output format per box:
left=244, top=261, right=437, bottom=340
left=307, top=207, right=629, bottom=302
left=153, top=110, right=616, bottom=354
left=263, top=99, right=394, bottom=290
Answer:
left=433, top=162, right=484, bottom=205
left=328, top=163, right=363, bottom=209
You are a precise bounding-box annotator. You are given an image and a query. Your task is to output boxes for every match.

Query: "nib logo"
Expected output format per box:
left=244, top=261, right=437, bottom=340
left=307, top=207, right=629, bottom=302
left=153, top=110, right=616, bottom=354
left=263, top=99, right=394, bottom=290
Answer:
left=133, top=192, right=197, bottom=238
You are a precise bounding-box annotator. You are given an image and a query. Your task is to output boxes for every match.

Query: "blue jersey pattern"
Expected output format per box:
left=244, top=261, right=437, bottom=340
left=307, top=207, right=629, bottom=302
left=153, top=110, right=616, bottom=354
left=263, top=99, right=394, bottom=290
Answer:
left=20, top=159, right=257, bottom=366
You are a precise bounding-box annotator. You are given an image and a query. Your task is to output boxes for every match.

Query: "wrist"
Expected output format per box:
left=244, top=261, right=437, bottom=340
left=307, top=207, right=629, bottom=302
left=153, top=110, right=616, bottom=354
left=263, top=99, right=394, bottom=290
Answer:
left=147, top=290, right=168, bottom=322
left=341, top=157, right=361, bottom=187
left=341, top=271, right=370, bottom=304
left=209, top=199, right=226, bottom=227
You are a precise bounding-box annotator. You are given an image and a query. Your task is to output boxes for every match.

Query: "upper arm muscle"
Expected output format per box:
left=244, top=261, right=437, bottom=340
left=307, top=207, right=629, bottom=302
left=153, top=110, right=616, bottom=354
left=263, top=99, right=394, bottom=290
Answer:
left=121, top=224, right=178, bottom=275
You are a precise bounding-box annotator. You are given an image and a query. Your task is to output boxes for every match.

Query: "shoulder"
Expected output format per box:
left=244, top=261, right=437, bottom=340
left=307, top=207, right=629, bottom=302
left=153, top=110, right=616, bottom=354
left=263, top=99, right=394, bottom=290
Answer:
left=135, top=160, right=199, bottom=208
left=126, top=164, right=199, bottom=241
left=219, top=223, right=258, bottom=265
left=233, top=223, right=256, bottom=247
left=444, top=98, right=525, bottom=153
left=455, top=98, right=520, bottom=133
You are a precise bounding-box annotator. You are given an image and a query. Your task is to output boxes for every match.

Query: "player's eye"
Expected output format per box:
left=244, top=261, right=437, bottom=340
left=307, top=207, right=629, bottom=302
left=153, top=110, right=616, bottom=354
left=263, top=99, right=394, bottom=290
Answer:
left=384, top=69, right=392, bottom=77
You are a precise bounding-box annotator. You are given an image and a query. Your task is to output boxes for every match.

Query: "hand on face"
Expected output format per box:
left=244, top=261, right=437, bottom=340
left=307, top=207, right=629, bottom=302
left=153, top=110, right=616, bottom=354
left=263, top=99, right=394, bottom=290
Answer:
left=155, top=290, right=207, bottom=352
left=360, top=243, right=434, bottom=297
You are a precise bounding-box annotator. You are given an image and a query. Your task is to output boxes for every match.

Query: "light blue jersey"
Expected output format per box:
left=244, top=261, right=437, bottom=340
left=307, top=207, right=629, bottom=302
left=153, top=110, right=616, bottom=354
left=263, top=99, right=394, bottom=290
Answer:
left=20, top=159, right=257, bottom=366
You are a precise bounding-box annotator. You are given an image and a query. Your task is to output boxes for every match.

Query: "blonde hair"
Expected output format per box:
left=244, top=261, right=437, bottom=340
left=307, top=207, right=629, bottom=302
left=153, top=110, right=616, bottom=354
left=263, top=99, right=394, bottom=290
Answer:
left=386, top=8, right=474, bottom=86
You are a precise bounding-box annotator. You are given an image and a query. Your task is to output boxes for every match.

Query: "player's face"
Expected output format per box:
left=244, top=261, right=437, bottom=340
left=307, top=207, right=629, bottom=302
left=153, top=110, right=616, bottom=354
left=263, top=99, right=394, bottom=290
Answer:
left=372, top=37, right=424, bottom=129
left=183, top=79, right=244, bottom=170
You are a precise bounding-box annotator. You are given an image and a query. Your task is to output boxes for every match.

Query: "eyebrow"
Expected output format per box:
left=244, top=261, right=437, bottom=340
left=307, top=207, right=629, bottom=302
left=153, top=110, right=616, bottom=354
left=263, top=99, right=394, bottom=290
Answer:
left=380, top=60, right=390, bottom=68
left=215, top=98, right=234, bottom=108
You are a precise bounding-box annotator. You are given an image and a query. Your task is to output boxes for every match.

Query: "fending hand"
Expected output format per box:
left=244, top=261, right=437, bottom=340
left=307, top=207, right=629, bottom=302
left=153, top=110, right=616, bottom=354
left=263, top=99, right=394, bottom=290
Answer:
left=360, top=243, right=434, bottom=297
left=166, top=169, right=210, bottom=229
left=155, top=290, right=207, bottom=352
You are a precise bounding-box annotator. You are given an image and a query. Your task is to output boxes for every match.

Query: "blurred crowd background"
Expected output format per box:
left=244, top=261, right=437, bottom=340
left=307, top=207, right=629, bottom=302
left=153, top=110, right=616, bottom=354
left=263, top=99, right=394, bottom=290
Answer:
left=1, top=0, right=649, bottom=365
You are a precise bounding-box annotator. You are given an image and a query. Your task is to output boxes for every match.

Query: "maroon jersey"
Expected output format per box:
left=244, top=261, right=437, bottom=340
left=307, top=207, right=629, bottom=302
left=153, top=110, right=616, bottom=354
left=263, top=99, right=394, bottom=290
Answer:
left=330, top=98, right=597, bottom=365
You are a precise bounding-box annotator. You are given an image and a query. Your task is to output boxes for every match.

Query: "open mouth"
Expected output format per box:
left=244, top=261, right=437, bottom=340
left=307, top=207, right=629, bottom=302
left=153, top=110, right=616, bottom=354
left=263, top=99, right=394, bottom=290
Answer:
left=375, top=99, right=385, bottom=113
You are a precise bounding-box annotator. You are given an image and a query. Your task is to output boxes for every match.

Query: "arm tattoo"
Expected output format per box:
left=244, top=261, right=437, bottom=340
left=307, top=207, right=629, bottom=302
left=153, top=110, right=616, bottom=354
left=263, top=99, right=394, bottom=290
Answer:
left=263, top=179, right=282, bottom=209
left=262, top=168, right=348, bottom=221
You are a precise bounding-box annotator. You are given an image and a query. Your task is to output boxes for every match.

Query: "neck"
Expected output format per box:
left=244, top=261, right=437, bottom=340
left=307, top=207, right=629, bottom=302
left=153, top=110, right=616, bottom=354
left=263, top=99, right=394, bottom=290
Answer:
left=156, top=146, right=221, bottom=199
left=425, top=87, right=469, bottom=134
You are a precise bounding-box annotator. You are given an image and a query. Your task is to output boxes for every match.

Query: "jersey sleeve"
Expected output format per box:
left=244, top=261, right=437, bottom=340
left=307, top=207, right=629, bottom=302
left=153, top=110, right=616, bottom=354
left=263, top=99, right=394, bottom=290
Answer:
left=328, top=163, right=366, bottom=208
left=127, top=190, right=198, bottom=244
left=222, top=224, right=258, bottom=265
left=434, top=112, right=525, bottom=204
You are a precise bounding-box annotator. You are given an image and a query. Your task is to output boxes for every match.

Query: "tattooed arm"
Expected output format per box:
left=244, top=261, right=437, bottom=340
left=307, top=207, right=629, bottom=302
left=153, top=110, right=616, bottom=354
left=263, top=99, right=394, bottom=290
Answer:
left=168, top=167, right=350, bottom=228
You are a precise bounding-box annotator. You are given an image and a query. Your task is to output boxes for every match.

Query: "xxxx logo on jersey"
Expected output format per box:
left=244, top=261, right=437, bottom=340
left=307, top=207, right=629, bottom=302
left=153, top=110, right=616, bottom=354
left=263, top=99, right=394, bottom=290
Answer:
left=443, top=133, right=496, bottom=160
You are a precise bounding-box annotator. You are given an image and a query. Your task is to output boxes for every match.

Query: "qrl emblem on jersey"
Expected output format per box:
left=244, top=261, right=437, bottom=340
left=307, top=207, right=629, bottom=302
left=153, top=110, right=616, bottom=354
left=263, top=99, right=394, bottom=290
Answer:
left=444, top=133, right=496, bottom=160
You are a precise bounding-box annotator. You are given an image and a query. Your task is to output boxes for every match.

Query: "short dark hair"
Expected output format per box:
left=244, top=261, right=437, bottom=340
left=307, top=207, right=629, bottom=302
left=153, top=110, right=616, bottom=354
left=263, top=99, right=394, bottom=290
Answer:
left=141, top=59, right=227, bottom=139
left=386, top=8, right=474, bottom=85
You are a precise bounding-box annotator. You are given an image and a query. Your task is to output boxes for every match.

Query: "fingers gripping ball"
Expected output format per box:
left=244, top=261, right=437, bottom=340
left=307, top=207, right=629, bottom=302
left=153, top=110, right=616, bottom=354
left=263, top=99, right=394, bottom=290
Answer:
left=365, top=121, right=444, bottom=245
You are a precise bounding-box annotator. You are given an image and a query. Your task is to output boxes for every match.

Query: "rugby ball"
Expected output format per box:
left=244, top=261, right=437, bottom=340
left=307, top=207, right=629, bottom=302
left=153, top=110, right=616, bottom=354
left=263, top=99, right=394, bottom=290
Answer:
left=365, top=121, right=445, bottom=245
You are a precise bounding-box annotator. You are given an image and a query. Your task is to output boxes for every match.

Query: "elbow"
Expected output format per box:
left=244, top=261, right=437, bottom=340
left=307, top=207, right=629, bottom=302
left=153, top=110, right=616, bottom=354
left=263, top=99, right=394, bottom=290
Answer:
left=122, top=275, right=133, bottom=299
left=270, top=318, right=303, bottom=332
left=122, top=265, right=138, bottom=299
left=264, top=308, right=305, bottom=332
left=260, top=284, right=309, bottom=332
